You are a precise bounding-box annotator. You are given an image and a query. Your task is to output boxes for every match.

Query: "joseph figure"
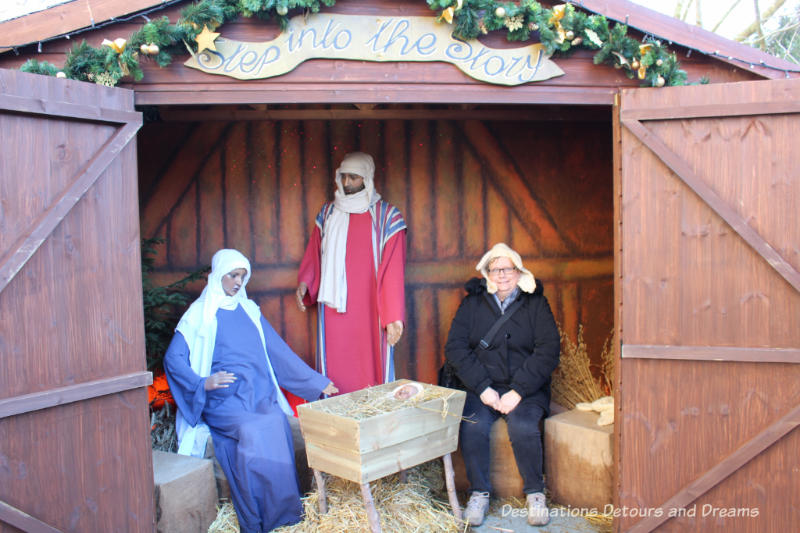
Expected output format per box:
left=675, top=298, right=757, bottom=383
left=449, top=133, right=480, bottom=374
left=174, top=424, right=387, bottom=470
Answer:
left=296, top=152, right=407, bottom=393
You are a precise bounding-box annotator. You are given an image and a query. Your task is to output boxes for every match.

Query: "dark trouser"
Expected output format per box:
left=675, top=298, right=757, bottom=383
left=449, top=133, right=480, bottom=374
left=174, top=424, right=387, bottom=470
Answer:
left=460, top=390, right=545, bottom=495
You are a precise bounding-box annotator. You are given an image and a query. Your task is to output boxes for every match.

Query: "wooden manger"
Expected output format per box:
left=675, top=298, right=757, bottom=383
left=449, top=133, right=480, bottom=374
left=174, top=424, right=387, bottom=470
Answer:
left=297, top=379, right=466, bottom=532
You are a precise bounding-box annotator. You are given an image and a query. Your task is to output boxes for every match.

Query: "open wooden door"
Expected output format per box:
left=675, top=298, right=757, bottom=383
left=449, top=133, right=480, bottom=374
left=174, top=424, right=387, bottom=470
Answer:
left=615, top=78, right=800, bottom=531
left=0, top=70, right=153, bottom=532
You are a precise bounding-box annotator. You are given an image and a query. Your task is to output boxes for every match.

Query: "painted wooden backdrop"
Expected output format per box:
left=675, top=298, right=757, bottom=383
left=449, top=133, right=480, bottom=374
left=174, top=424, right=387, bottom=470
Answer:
left=138, top=117, right=613, bottom=384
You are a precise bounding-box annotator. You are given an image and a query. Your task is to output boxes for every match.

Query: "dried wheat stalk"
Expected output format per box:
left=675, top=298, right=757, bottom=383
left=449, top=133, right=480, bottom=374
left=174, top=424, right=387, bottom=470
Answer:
left=551, top=326, right=615, bottom=409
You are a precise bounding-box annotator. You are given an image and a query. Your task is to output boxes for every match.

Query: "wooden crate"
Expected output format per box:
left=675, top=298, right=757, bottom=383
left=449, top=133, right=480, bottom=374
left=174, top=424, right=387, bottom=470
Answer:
left=298, top=380, right=466, bottom=484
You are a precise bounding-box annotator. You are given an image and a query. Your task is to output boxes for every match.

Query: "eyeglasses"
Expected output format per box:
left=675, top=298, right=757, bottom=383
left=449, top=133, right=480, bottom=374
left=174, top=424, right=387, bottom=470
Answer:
left=488, top=267, right=517, bottom=276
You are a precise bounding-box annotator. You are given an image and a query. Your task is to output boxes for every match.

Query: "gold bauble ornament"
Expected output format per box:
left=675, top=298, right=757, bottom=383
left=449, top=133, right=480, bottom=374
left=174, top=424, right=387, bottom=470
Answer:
left=656, top=58, right=663, bottom=66
left=656, top=75, right=666, bottom=87
left=56, top=71, right=66, bottom=78
left=631, top=59, right=640, bottom=70
left=147, top=43, right=160, bottom=55
left=565, top=30, right=574, bottom=40
left=495, top=7, right=506, bottom=18
left=276, top=5, right=288, bottom=15
left=140, top=44, right=149, bottom=54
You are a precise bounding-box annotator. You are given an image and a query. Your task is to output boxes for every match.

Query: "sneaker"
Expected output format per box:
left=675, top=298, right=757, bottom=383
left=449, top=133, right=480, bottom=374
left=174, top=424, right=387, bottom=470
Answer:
left=527, top=492, right=549, bottom=526
left=464, top=491, right=490, bottom=526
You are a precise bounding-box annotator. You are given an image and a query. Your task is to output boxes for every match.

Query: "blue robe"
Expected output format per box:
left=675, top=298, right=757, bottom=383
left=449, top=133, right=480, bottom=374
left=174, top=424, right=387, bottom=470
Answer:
left=164, top=304, right=330, bottom=532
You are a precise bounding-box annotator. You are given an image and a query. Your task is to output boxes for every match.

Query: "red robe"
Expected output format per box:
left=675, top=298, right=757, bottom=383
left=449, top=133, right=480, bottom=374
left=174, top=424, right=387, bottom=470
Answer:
left=298, top=209, right=406, bottom=394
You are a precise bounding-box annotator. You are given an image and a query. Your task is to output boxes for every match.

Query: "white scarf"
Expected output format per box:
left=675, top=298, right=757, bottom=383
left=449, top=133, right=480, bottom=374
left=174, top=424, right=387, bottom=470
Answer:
left=174, top=249, right=290, bottom=457
left=318, top=152, right=381, bottom=313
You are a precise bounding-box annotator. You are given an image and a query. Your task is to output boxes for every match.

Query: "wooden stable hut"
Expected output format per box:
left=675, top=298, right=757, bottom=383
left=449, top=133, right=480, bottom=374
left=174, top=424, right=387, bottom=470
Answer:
left=1, top=0, right=798, bottom=531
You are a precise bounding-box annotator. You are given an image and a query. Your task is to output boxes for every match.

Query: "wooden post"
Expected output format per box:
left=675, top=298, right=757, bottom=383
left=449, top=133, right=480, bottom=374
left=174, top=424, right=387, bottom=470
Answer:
left=360, top=482, right=382, bottom=533
left=442, top=453, right=462, bottom=522
left=313, top=469, right=327, bottom=514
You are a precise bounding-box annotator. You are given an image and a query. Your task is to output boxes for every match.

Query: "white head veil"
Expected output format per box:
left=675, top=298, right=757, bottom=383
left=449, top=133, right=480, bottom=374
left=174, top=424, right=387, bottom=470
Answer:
left=174, top=249, right=291, bottom=457
left=318, top=152, right=382, bottom=312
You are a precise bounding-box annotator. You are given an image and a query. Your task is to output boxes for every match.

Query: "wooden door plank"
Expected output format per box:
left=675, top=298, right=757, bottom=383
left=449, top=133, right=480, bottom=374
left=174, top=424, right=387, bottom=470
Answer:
left=0, top=372, right=152, bottom=419
left=622, top=118, right=800, bottom=294
left=622, top=345, right=800, bottom=363
left=0, top=500, right=62, bottom=533
left=0, top=120, right=141, bottom=293
left=621, top=100, right=800, bottom=121
left=628, top=402, right=800, bottom=532
left=0, top=93, right=140, bottom=123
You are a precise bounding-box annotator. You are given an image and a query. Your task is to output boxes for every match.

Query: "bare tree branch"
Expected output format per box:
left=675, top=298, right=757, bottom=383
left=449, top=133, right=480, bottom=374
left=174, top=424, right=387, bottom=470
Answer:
left=696, top=0, right=704, bottom=27
left=736, top=0, right=788, bottom=41
left=674, top=0, right=687, bottom=19
left=712, top=0, right=744, bottom=33
left=754, top=0, right=766, bottom=49
left=680, top=0, right=694, bottom=22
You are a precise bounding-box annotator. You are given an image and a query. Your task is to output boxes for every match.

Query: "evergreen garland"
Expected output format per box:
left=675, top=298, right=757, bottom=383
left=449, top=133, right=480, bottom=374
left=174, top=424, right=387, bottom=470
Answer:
left=21, top=0, right=688, bottom=88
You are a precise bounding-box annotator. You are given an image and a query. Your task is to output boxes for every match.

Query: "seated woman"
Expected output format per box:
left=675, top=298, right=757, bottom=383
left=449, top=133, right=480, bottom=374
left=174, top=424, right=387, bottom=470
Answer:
left=164, top=249, right=337, bottom=533
left=444, top=243, right=560, bottom=527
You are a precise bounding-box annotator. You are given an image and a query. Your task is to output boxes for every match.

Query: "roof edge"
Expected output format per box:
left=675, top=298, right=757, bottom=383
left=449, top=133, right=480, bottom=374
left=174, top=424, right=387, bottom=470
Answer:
left=0, top=0, right=177, bottom=53
left=577, top=0, right=799, bottom=79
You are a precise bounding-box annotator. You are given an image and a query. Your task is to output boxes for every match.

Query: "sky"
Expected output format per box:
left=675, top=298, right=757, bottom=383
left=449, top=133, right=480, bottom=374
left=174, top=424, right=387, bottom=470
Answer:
left=627, top=0, right=800, bottom=41
left=2, top=0, right=798, bottom=41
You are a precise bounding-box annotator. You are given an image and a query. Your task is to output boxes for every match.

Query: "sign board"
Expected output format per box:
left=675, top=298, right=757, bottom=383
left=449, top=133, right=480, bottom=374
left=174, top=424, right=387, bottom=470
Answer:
left=184, top=13, right=564, bottom=86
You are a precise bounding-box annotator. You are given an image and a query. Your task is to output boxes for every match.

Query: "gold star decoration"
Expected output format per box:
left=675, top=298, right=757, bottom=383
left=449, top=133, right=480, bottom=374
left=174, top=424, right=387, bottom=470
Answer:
left=195, top=25, right=220, bottom=54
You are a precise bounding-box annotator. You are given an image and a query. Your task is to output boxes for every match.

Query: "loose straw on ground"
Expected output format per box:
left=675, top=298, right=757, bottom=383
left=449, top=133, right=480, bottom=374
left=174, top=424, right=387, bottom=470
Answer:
left=278, top=461, right=460, bottom=533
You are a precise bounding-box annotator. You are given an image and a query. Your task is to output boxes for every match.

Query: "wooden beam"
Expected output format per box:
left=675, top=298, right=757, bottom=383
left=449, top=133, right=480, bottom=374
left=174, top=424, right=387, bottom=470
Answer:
left=147, top=256, right=614, bottom=292
left=158, top=106, right=610, bottom=122
left=0, top=371, right=152, bottom=419
left=627, top=401, right=800, bottom=532
left=0, top=121, right=141, bottom=294
left=0, top=500, right=61, bottom=533
left=622, top=345, right=800, bottom=364
left=140, top=122, right=230, bottom=239
left=462, top=120, right=573, bottom=254
left=133, top=84, right=618, bottom=106
left=622, top=118, right=800, bottom=294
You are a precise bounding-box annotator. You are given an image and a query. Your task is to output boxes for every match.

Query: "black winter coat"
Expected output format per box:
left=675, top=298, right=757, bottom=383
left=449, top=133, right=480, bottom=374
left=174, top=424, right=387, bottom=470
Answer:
left=444, top=278, right=560, bottom=410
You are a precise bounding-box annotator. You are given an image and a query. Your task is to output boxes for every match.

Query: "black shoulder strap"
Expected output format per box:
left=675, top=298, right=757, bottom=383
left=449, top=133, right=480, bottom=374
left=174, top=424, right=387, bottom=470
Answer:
left=478, top=298, right=523, bottom=350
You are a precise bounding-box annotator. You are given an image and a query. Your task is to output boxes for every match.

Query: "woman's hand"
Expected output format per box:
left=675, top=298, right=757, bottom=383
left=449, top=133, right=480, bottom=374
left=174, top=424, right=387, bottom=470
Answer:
left=386, top=320, right=404, bottom=346
left=479, top=387, right=501, bottom=410
left=296, top=283, right=308, bottom=312
left=204, top=371, right=236, bottom=391
left=498, top=390, right=522, bottom=414
left=322, top=382, right=339, bottom=395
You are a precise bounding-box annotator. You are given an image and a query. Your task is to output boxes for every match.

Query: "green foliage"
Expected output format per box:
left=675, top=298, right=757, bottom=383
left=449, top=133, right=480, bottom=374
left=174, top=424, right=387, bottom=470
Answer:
left=20, top=0, right=690, bottom=88
left=20, top=59, right=60, bottom=76
left=142, top=238, right=209, bottom=371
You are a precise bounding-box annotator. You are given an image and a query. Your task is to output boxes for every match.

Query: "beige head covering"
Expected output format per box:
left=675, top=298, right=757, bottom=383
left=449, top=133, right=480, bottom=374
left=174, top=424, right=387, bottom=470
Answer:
left=475, top=242, right=536, bottom=294
left=319, top=152, right=382, bottom=313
